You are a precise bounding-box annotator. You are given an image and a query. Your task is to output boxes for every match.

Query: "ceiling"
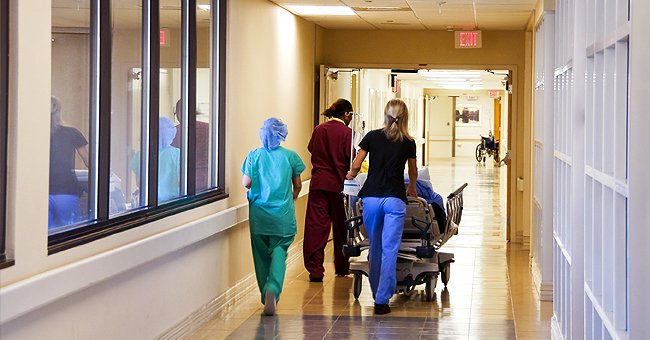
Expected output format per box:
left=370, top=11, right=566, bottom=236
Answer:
left=268, top=0, right=537, bottom=30
left=394, top=69, right=509, bottom=90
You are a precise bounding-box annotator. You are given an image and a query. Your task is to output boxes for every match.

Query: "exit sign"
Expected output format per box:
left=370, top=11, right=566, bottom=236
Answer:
left=455, top=31, right=482, bottom=49
left=160, top=28, right=170, bottom=46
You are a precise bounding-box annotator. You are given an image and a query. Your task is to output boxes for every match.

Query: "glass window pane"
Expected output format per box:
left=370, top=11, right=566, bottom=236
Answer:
left=196, top=0, right=212, bottom=192
left=159, top=0, right=182, bottom=203
left=111, top=0, right=143, bottom=216
left=50, top=1, right=93, bottom=233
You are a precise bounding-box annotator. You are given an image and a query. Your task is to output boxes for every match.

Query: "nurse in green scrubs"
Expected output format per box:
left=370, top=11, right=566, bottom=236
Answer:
left=241, top=118, right=305, bottom=316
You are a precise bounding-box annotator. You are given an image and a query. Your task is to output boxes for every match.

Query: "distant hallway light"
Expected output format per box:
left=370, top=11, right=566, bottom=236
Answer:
left=286, top=5, right=356, bottom=16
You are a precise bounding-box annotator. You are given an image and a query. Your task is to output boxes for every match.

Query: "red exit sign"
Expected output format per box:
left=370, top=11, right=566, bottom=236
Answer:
left=455, top=31, right=482, bottom=49
left=160, top=28, right=170, bottom=46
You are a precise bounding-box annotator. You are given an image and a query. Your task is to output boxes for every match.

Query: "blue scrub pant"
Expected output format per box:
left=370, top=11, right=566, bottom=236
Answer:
left=48, top=194, right=80, bottom=229
left=361, top=197, right=406, bottom=305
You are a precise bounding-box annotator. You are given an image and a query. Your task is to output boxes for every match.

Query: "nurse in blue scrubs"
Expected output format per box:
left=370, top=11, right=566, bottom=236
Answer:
left=241, top=118, right=305, bottom=316
left=346, top=99, right=418, bottom=315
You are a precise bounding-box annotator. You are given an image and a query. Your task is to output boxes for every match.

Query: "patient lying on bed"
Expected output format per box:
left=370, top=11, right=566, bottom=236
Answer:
left=348, top=168, right=447, bottom=232
left=404, top=168, right=447, bottom=233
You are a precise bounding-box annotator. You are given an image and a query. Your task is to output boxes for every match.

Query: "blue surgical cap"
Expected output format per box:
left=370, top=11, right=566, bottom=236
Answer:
left=259, top=117, right=288, bottom=150
left=159, top=117, right=177, bottom=149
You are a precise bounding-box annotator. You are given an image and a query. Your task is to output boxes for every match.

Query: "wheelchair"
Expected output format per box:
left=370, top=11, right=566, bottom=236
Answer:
left=476, top=134, right=499, bottom=163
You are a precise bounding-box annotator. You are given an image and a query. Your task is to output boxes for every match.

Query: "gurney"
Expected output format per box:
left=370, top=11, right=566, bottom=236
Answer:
left=342, top=182, right=467, bottom=301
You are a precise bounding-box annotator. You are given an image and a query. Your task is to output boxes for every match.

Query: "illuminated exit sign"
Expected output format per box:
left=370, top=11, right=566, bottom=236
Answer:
left=455, top=31, right=482, bottom=49
left=160, top=28, right=170, bottom=46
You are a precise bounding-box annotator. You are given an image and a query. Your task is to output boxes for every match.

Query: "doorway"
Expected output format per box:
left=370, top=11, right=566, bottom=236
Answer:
left=319, top=67, right=510, bottom=165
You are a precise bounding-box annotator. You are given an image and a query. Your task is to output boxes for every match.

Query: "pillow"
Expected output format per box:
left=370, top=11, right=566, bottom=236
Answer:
left=404, top=166, right=430, bottom=181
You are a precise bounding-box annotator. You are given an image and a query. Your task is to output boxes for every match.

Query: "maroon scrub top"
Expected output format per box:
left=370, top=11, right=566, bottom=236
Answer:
left=308, top=119, right=352, bottom=192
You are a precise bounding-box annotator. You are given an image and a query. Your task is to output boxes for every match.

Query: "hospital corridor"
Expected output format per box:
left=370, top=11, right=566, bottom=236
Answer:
left=1, top=0, right=649, bottom=340
left=187, top=158, right=553, bottom=339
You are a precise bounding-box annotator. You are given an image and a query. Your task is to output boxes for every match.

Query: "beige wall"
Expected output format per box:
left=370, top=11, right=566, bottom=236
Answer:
left=319, top=30, right=531, bottom=242
left=1, top=1, right=535, bottom=337
left=1, top=0, right=317, bottom=338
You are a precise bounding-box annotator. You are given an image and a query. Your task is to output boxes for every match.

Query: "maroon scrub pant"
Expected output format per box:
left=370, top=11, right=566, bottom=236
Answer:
left=303, top=189, right=350, bottom=279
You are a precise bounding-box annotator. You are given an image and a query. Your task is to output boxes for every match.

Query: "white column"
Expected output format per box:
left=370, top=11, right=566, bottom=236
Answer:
left=541, top=12, right=554, bottom=300
left=627, top=0, right=650, bottom=337
left=569, top=0, right=585, bottom=338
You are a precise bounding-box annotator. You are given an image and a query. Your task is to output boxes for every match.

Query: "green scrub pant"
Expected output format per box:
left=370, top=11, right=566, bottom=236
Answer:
left=251, top=233, right=295, bottom=304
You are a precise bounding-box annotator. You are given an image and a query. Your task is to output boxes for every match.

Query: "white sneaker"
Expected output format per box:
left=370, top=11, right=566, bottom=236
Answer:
left=263, top=291, right=276, bottom=316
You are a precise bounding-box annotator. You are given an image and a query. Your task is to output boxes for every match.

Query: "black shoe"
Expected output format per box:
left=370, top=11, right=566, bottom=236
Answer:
left=374, top=304, right=391, bottom=315
left=309, top=277, right=323, bottom=282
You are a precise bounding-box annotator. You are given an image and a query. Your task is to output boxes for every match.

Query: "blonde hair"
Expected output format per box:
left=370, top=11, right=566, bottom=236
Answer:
left=382, top=99, right=413, bottom=142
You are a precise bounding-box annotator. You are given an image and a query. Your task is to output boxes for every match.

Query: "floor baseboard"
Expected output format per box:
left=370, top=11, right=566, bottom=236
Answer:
left=157, top=239, right=305, bottom=340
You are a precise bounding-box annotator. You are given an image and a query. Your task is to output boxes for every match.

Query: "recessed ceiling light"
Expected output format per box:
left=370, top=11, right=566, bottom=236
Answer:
left=286, top=5, right=356, bottom=16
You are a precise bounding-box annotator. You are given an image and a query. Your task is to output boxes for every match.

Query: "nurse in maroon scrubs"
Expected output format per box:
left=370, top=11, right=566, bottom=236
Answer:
left=303, top=99, right=354, bottom=282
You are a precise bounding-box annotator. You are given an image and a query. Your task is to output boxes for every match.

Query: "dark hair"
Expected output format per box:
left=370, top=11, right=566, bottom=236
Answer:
left=322, top=98, right=353, bottom=118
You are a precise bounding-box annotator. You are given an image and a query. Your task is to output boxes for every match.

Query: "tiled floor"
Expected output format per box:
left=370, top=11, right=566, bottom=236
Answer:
left=189, top=157, right=553, bottom=339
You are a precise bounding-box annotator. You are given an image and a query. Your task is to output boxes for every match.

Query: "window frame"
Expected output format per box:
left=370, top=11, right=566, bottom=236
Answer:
left=0, top=0, right=12, bottom=268
left=48, top=0, right=227, bottom=254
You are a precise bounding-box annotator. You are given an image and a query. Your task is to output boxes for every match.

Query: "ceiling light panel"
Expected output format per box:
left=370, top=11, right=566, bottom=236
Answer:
left=342, top=0, right=410, bottom=7
left=286, top=5, right=356, bottom=16
left=270, top=0, right=535, bottom=30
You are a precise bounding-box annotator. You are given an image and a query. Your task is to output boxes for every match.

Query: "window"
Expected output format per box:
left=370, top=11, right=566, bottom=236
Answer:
left=0, top=0, right=11, bottom=268
left=48, top=0, right=227, bottom=253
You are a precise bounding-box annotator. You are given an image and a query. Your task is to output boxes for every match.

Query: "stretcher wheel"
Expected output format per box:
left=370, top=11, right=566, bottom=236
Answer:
left=353, top=273, right=362, bottom=300
left=441, top=263, right=451, bottom=286
left=424, top=275, right=436, bottom=302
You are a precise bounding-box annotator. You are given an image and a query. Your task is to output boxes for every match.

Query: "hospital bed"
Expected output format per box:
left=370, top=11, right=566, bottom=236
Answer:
left=342, top=182, right=467, bottom=301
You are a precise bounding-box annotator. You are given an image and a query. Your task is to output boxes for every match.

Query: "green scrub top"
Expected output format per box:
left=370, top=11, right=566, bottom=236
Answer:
left=242, top=146, right=306, bottom=236
left=129, top=146, right=180, bottom=202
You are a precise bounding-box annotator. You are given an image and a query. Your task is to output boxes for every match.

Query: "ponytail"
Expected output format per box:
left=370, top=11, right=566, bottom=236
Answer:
left=382, top=99, right=413, bottom=142
left=322, top=98, right=353, bottom=119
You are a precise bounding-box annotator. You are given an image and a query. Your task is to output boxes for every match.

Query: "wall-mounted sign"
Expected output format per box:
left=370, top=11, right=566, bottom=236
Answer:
left=455, top=31, right=482, bottom=49
left=160, top=28, right=170, bottom=46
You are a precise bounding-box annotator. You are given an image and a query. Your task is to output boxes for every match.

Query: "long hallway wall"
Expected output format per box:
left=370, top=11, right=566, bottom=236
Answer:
left=0, top=0, right=319, bottom=338
left=319, top=30, right=530, bottom=244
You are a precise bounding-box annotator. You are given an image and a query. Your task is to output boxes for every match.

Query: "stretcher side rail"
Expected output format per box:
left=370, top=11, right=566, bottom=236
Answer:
left=343, top=183, right=466, bottom=258
left=435, top=183, right=467, bottom=247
